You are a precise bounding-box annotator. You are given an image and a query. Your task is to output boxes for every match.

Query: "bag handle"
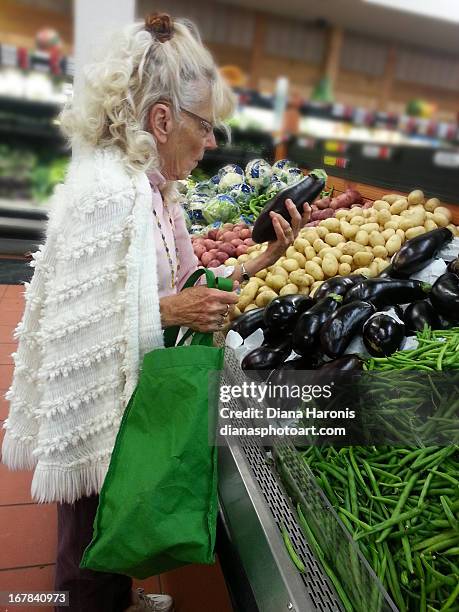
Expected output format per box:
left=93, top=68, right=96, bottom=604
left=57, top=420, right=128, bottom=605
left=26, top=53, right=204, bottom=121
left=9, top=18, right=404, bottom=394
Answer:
left=163, top=268, right=233, bottom=348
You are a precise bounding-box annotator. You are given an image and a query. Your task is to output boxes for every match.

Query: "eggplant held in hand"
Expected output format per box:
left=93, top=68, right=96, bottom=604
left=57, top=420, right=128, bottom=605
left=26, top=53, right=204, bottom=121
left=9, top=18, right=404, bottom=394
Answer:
left=292, top=294, right=343, bottom=356
left=252, top=169, right=327, bottom=243
left=263, top=294, right=313, bottom=333
left=403, top=300, right=441, bottom=334
left=229, top=307, right=265, bottom=339
left=344, top=278, right=431, bottom=307
left=320, top=301, right=375, bottom=359
left=391, top=228, right=453, bottom=276
left=363, top=311, right=405, bottom=357
left=430, top=272, right=459, bottom=321
left=313, top=274, right=365, bottom=302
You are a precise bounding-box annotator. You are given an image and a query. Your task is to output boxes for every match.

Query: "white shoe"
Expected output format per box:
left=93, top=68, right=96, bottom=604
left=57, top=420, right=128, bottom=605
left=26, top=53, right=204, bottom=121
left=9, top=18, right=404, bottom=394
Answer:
left=126, top=588, right=174, bottom=612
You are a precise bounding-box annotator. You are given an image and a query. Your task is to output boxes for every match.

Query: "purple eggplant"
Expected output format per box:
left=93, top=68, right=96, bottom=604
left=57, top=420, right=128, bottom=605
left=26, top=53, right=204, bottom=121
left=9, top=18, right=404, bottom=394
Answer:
left=317, top=354, right=363, bottom=374
left=263, top=295, right=313, bottom=333
left=403, top=300, right=441, bottom=334
left=391, top=228, right=453, bottom=276
left=320, top=300, right=375, bottom=359
left=292, top=294, right=343, bottom=356
left=447, top=258, right=459, bottom=277
left=313, top=274, right=365, bottom=302
left=363, top=312, right=405, bottom=357
left=430, top=272, right=459, bottom=321
left=344, top=278, right=431, bottom=307
left=229, top=307, right=265, bottom=339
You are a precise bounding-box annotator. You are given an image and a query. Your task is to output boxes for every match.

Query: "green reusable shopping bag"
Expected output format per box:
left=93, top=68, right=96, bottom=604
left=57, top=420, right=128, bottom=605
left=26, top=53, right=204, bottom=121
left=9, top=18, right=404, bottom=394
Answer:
left=80, top=268, right=231, bottom=578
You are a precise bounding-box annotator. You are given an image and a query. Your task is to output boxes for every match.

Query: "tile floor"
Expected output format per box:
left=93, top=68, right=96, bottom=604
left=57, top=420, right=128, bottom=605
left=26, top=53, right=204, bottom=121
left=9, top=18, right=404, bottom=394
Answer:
left=0, top=283, right=232, bottom=612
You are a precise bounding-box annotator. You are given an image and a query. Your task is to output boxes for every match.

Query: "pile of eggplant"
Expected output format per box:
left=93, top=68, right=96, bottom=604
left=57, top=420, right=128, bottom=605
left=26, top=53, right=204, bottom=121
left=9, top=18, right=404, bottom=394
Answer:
left=229, top=228, right=458, bottom=375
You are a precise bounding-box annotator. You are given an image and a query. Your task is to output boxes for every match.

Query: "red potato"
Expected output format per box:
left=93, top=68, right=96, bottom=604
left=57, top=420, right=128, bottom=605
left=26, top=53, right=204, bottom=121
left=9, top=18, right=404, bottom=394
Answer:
left=240, top=228, right=251, bottom=240
left=193, top=244, right=206, bottom=259
left=203, top=239, right=216, bottom=250
left=316, top=196, right=332, bottom=210
left=219, top=243, right=235, bottom=256
left=192, top=237, right=205, bottom=245
left=216, top=251, right=229, bottom=263
left=201, top=252, right=214, bottom=266
left=311, top=208, right=334, bottom=221
left=236, top=244, right=248, bottom=256
left=243, top=238, right=255, bottom=246
left=207, top=230, right=218, bottom=241
left=231, top=238, right=244, bottom=247
left=330, top=189, right=363, bottom=210
left=311, top=204, right=318, bottom=212
left=207, top=248, right=219, bottom=256
left=305, top=220, right=320, bottom=226
left=222, top=231, right=237, bottom=242
left=208, top=259, right=221, bottom=268
left=362, top=200, right=373, bottom=209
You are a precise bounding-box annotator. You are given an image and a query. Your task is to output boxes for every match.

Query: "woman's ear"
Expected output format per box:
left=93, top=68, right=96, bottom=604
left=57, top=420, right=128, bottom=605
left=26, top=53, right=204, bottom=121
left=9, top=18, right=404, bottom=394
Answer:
left=148, top=103, right=172, bottom=144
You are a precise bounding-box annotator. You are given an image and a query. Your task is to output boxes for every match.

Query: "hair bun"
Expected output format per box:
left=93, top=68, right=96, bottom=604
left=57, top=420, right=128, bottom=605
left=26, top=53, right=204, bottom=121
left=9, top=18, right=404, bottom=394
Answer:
left=145, top=12, right=174, bottom=42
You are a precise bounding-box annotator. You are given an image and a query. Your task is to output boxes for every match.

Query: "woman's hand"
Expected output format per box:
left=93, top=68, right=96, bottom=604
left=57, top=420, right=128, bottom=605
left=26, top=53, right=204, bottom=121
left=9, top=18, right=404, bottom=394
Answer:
left=160, top=286, right=239, bottom=332
left=262, top=199, right=311, bottom=265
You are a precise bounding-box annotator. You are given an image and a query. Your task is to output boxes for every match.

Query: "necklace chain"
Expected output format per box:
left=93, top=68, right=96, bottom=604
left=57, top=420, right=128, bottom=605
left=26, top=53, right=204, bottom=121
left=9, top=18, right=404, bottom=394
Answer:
left=152, top=207, right=180, bottom=290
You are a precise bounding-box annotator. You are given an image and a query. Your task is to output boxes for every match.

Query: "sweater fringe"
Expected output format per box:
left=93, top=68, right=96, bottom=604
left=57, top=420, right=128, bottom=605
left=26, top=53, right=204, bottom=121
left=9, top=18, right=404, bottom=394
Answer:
left=1, top=430, right=37, bottom=471
left=31, top=460, right=109, bottom=504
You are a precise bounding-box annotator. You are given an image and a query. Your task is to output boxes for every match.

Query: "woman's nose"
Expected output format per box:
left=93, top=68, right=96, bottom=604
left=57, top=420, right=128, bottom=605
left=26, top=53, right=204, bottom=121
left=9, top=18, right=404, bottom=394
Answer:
left=205, top=131, right=217, bottom=150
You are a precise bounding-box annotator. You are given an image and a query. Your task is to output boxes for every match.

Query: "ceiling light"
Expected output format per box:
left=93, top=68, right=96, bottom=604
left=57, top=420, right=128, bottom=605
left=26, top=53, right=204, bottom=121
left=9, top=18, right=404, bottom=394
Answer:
left=363, top=0, right=459, bottom=24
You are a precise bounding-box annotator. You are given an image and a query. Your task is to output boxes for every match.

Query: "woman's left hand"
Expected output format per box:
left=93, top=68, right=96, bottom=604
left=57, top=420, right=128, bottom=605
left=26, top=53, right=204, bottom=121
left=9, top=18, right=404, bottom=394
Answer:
left=263, top=200, right=311, bottom=263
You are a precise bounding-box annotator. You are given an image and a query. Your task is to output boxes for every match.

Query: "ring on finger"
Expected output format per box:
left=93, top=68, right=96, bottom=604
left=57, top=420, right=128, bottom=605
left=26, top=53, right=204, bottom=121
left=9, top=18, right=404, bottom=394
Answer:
left=224, top=304, right=230, bottom=316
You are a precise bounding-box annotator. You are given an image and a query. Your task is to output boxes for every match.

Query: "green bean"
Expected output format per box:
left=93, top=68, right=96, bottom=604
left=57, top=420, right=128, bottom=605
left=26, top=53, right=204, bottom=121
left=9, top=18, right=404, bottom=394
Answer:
left=421, top=556, right=457, bottom=587
left=348, top=465, right=359, bottom=519
left=377, top=473, right=420, bottom=543
left=281, top=524, right=305, bottom=573
left=440, top=496, right=459, bottom=531
left=440, top=582, right=459, bottom=611
left=355, top=506, right=423, bottom=542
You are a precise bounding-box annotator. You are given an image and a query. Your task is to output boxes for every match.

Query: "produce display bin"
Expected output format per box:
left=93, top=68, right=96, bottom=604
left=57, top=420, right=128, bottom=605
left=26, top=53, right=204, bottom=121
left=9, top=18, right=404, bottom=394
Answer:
left=217, top=346, right=397, bottom=612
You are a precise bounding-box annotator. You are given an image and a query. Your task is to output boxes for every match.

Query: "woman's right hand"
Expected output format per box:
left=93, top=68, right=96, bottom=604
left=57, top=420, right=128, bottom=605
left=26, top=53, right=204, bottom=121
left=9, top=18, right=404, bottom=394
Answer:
left=160, top=286, right=239, bottom=332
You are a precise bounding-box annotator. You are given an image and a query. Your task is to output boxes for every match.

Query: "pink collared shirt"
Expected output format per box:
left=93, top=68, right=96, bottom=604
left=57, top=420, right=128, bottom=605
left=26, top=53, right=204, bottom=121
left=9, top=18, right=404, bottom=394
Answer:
left=148, top=171, right=233, bottom=297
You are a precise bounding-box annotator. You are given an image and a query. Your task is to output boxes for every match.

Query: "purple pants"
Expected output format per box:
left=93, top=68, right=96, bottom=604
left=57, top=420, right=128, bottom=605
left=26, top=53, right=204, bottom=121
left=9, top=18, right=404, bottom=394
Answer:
left=54, top=494, right=133, bottom=612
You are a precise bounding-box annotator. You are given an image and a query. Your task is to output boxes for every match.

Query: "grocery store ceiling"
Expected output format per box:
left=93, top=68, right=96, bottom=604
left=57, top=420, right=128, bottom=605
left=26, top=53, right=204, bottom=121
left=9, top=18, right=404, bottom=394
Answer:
left=216, top=0, right=459, bottom=54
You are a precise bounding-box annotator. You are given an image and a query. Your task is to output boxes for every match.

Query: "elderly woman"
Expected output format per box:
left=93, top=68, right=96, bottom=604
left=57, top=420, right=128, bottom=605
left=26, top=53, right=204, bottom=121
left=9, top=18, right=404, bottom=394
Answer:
left=1, top=13, right=310, bottom=612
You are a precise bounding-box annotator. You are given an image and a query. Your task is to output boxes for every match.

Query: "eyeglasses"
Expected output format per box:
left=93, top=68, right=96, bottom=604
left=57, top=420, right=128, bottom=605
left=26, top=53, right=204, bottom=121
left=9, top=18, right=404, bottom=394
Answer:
left=157, top=100, right=214, bottom=137
left=180, top=107, right=214, bottom=137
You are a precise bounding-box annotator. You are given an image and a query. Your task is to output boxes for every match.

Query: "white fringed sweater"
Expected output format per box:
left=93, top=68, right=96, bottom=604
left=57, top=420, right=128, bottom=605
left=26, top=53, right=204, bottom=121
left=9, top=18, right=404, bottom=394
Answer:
left=1, top=146, right=165, bottom=503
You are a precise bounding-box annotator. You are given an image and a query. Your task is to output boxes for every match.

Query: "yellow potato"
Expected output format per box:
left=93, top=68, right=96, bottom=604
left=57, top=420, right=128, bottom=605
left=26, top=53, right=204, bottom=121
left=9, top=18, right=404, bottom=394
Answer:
left=424, top=219, right=438, bottom=232
left=293, top=237, right=309, bottom=253
left=340, top=254, right=353, bottom=265
left=335, top=209, right=349, bottom=220
left=425, top=211, right=435, bottom=220
left=364, top=246, right=373, bottom=253
left=384, top=220, right=399, bottom=231
left=238, top=254, right=250, bottom=263
left=447, top=224, right=458, bottom=237
left=368, top=261, right=379, bottom=277
left=249, top=277, right=266, bottom=288
left=225, top=257, right=238, bottom=266
left=291, top=252, right=306, bottom=267
left=367, top=216, right=379, bottom=225
left=312, top=256, right=323, bottom=265
left=255, top=290, right=278, bottom=308
left=338, top=263, right=352, bottom=275
left=396, top=229, right=405, bottom=241
left=316, top=226, right=329, bottom=239
left=386, top=234, right=402, bottom=256
left=424, top=198, right=440, bottom=212
left=361, top=223, right=380, bottom=234
left=257, top=284, right=272, bottom=294
left=248, top=251, right=260, bottom=260
left=433, top=212, right=449, bottom=228
left=373, top=245, right=388, bottom=259
left=355, top=230, right=369, bottom=246
left=362, top=209, right=373, bottom=219
left=279, top=284, right=299, bottom=296
left=303, top=229, right=319, bottom=243
left=286, top=245, right=298, bottom=259
left=390, top=198, right=408, bottom=215
left=304, top=261, right=324, bottom=281
left=282, top=258, right=300, bottom=272
left=369, top=231, right=385, bottom=247
left=405, top=226, right=426, bottom=240
left=435, top=206, right=452, bottom=222
left=299, top=286, right=310, bottom=296
left=272, top=266, right=289, bottom=278
left=229, top=305, right=241, bottom=320
left=324, top=232, right=344, bottom=247
left=322, top=254, right=339, bottom=277
left=304, top=246, right=316, bottom=260
left=244, top=304, right=259, bottom=312
left=313, top=238, right=327, bottom=253
left=289, top=270, right=310, bottom=287
left=408, top=189, right=425, bottom=206
left=373, top=200, right=391, bottom=211
left=349, top=206, right=363, bottom=217
left=376, top=259, right=390, bottom=273
left=350, top=215, right=365, bottom=226
left=321, top=217, right=341, bottom=233
left=353, top=251, right=374, bottom=268
left=382, top=228, right=396, bottom=241
left=342, top=241, right=366, bottom=256
left=377, top=209, right=392, bottom=225
left=353, top=267, right=372, bottom=277
left=340, top=221, right=358, bottom=239
left=383, top=194, right=402, bottom=204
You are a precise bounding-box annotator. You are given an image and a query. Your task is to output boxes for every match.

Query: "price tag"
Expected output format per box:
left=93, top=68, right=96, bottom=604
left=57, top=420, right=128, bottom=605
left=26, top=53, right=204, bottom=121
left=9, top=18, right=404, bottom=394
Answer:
left=433, top=151, right=459, bottom=168
left=325, top=141, right=348, bottom=153
left=323, top=156, right=349, bottom=169
left=362, top=145, right=392, bottom=160
left=297, top=137, right=316, bottom=149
